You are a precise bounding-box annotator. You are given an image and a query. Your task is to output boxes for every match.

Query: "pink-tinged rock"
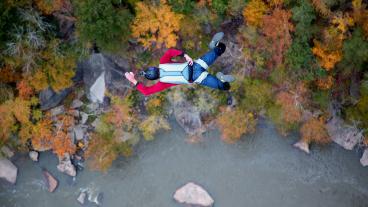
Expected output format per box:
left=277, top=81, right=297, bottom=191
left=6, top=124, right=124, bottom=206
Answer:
left=57, top=153, right=76, bottom=177
left=293, top=140, right=310, bottom=154
left=360, top=149, right=368, bottom=167
left=42, top=170, right=58, bottom=192
left=174, top=182, right=214, bottom=207
left=0, top=158, right=17, bottom=184
left=326, top=117, right=363, bottom=150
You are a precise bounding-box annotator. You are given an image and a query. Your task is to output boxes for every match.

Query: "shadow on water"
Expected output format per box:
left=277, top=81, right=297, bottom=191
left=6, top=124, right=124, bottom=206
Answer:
left=1, top=119, right=368, bottom=207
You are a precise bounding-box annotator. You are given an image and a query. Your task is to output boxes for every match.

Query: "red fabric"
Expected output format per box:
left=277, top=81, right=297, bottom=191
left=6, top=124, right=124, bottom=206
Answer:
left=136, top=49, right=184, bottom=96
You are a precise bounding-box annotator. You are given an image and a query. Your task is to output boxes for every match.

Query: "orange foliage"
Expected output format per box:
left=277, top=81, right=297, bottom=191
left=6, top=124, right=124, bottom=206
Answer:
left=312, top=40, right=342, bottom=71
left=17, top=79, right=34, bottom=99
left=261, top=8, right=294, bottom=67
left=217, top=107, right=257, bottom=143
left=52, top=114, right=76, bottom=157
left=300, top=117, right=330, bottom=144
left=0, top=103, right=16, bottom=144
left=131, top=1, right=183, bottom=49
left=34, top=0, right=64, bottom=15
left=316, top=75, right=334, bottom=90
left=275, top=91, right=302, bottom=124
left=311, top=0, right=331, bottom=17
left=31, top=119, right=53, bottom=150
left=243, top=0, right=269, bottom=28
left=0, top=65, right=21, bottom=83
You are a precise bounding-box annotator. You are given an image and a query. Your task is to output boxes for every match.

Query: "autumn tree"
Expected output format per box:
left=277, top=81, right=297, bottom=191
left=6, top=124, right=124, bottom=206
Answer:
left=243, top=0, right=269, bottom=28
left=131, top=1, right=183, bottom=49
left=34, top=0, right=65, bottom=15
left=261, top=8, right=294, bottom=68
left=300, top=117, right=330, bottom=144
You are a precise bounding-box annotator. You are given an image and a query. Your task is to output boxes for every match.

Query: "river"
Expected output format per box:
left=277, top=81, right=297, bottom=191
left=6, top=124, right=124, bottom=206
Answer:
left=1, top=119, right=368, bottom=207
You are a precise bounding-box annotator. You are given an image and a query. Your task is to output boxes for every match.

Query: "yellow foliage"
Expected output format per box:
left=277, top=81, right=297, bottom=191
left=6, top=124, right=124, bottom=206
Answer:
left=243, top=0, right=269, bottom=28
left=31, top=118, right=53, bottom=151
left=316, top=75, right=334, bottom=90
left=300, top=117, right=330, bottom=144
left=139, top=115, right=171, bottom=140
left=30, top=69, right=49, bottom=91
left=311, top=0, right=331, bottom=17
left=312, top=40, right=342, bottom=71
left=331, top=13, right=354, bottom=34
left=268, top=0, right=283, bottom=7
left=217, top=108, right=257, bottom=143
left=131, top=1, right=183, bottom=49
left=0, top=103, right=16, bottom=144
left=34, top=0, right=64, bottom=15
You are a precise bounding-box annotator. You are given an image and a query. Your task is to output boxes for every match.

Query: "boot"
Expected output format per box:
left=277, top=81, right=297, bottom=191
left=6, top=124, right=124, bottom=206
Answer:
left=216, top=72, right=235, bottom=83
left=209, top=32, right=224, bottom=49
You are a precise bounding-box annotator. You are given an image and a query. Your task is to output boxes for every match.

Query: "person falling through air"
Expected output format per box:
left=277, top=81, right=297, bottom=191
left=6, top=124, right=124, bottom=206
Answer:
left=125, top=32, right=235, bottom=96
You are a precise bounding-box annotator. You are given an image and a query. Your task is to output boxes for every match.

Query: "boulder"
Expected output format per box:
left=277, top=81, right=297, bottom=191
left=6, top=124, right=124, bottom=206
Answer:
left=77, top=192, right=87, bottom=205
left=42, top=170, right=58, bottom=192
left=326, top=117, right=363, bottom=150
left=57, top=154, right=77, bottom=177
left=73, top=125, right=84, bottom=141
left=1, top=146, right=14, bottom=158
left=80, top=112, right=88, bottom=125
left=0, top=158, right=17, bottom=184
left=39, top=87, right=72, bottom=111
left=78, top=53, right=131, bottom=103
left=174, top=102, right=205, bottom=136
left=360, top=149, right=368, bottom=167
left=29, top=151, right=39, bottom=162
left=174, top=182, right=214, bottom=207
left=293, top=140, right=310, bottom=154
left=50, top=105, right=65, bottom=117
left=71, top=99, right=84, bottom=109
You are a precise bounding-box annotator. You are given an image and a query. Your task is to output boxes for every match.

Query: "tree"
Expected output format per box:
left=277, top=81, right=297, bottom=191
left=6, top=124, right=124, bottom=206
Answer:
left=300, top=117, right=330, bottom=144
left=139, top=115, right=171, bottom=140
left=74, top=0, right=132, bottom=51
left=34, top=0, right=65, bottom=15
left=243, top=0, right=269, bottom=28
left=341, top=28, right=368, bottom=71
left=131, top=1, right=183, bottom=49
left=261, top=8, right=294, bottom=68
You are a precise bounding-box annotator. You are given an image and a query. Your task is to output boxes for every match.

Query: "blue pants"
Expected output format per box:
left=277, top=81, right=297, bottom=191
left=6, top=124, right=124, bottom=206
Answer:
left=192, top=49, right=227, bottom=90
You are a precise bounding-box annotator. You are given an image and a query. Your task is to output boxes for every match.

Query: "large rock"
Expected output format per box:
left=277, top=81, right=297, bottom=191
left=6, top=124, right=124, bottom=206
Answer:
left=71, top=99, right=84, bottom=109
left=174, top=182, right=214, bottom=207
left=57, top=154, right=76, bottom=177
left=360, top=149, right=368, bottom=167
left=78, top=53, right=131, bottom=103
left=326, top=117, right=363, bottom=150
left=42, top=170, right=58, bottom=193
left=0, top=158, right=17, bottom=184
left=73, top=125, right=84, bottom=141
left=39, top=87, right=72, bottom=111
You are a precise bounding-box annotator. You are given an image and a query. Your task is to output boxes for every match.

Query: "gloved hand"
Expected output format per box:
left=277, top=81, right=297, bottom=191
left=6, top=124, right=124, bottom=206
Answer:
left=125, top=72, right=138, bottom=85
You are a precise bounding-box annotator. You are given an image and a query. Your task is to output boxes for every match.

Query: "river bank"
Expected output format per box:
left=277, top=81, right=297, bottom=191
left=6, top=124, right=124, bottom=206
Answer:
left=1, top=119, right=367, bottom=207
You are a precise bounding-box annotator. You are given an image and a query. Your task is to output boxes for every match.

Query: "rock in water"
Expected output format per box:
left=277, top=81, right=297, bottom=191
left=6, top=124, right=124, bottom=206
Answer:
left=29, top=151, right=39, bottom=162
left=42, top=170, right=58, bottom=192
left=360, top=149, right=368, bottom=167
left=0, top=158, right=17, bottom=184
left=326, top=117, right=363, bottom=150
left=77, top=192, right=87, bottom=205
left=174, top=182, right=214, bottom=207
left=293, top=140, right=310, bottom=154
left=57, top=154, right=77, bottom=177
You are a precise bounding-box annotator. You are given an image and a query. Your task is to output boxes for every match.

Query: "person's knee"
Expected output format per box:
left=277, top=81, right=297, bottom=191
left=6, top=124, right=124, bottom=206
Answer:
left=222, top=82, right=231, bottom=91
left=214, top=42, right=226, bottom=56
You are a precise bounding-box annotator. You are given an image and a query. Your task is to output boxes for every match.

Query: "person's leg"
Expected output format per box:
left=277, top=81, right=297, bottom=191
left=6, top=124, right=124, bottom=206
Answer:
left=199, top=73, right=230, bottom=91
left=196, top=43, right=226, bottom=70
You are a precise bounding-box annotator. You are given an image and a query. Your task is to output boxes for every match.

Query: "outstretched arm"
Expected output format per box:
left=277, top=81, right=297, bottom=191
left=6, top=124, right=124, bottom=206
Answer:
left=125, top=72, right=177, bottom=96
left=160, top=49, right=193, bottom=65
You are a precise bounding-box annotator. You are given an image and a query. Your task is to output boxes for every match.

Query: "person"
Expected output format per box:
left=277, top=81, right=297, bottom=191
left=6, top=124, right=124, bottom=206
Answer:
left=125, top=32, right=234, bottom=96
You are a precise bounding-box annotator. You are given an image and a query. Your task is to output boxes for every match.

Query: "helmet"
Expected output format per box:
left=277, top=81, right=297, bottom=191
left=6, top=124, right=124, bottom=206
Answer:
left=141, top=67, right=160, bottom=80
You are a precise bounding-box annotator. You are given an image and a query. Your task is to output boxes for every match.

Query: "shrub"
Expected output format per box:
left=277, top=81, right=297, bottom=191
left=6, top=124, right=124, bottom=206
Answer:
left=243, top=0, right=269, bottom=28
left=139, top=116, right=171, bottom=141
left=300, top=117, right=330, bottom=144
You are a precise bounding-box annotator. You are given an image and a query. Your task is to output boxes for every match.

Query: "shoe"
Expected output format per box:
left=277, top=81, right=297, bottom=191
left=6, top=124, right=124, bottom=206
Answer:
left=216, top=72, right=235, bottom=83
left=209, top=32, right=224, bottom=49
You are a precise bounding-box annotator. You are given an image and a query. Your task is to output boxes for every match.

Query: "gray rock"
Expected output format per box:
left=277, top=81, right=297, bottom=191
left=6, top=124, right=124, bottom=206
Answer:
left=57, top=154, right=76, bottom=177
left=50, top=105, right=65, bottom=117
left=293, top=140, right=310, bottom=154
left=71, top=99, right=84, bottom=109
left=78, top=53, right=131, bottom=103
left=1, top=146, right=14, bottom=158
left=326, top=117, right=363, bottom=150
left=80, top=112, right=88, bottom=125
left=0, top=158, right=17, bottom=184
left=39, top=87, right=72, bottom=111
left=77, top=192, right=87, bottom=205
left=29, top=151, right=39, bottom=162
left=91, top=118, right=101, bottom=128
left=174, top=182, right=214, bottom=207
left=74, top=125, right=84, bottom=141
left=360, top=149, right=368, bottom=167
left=42, top=170, right=58, bottom=193
left=87, top=103, right=99, bottom=112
